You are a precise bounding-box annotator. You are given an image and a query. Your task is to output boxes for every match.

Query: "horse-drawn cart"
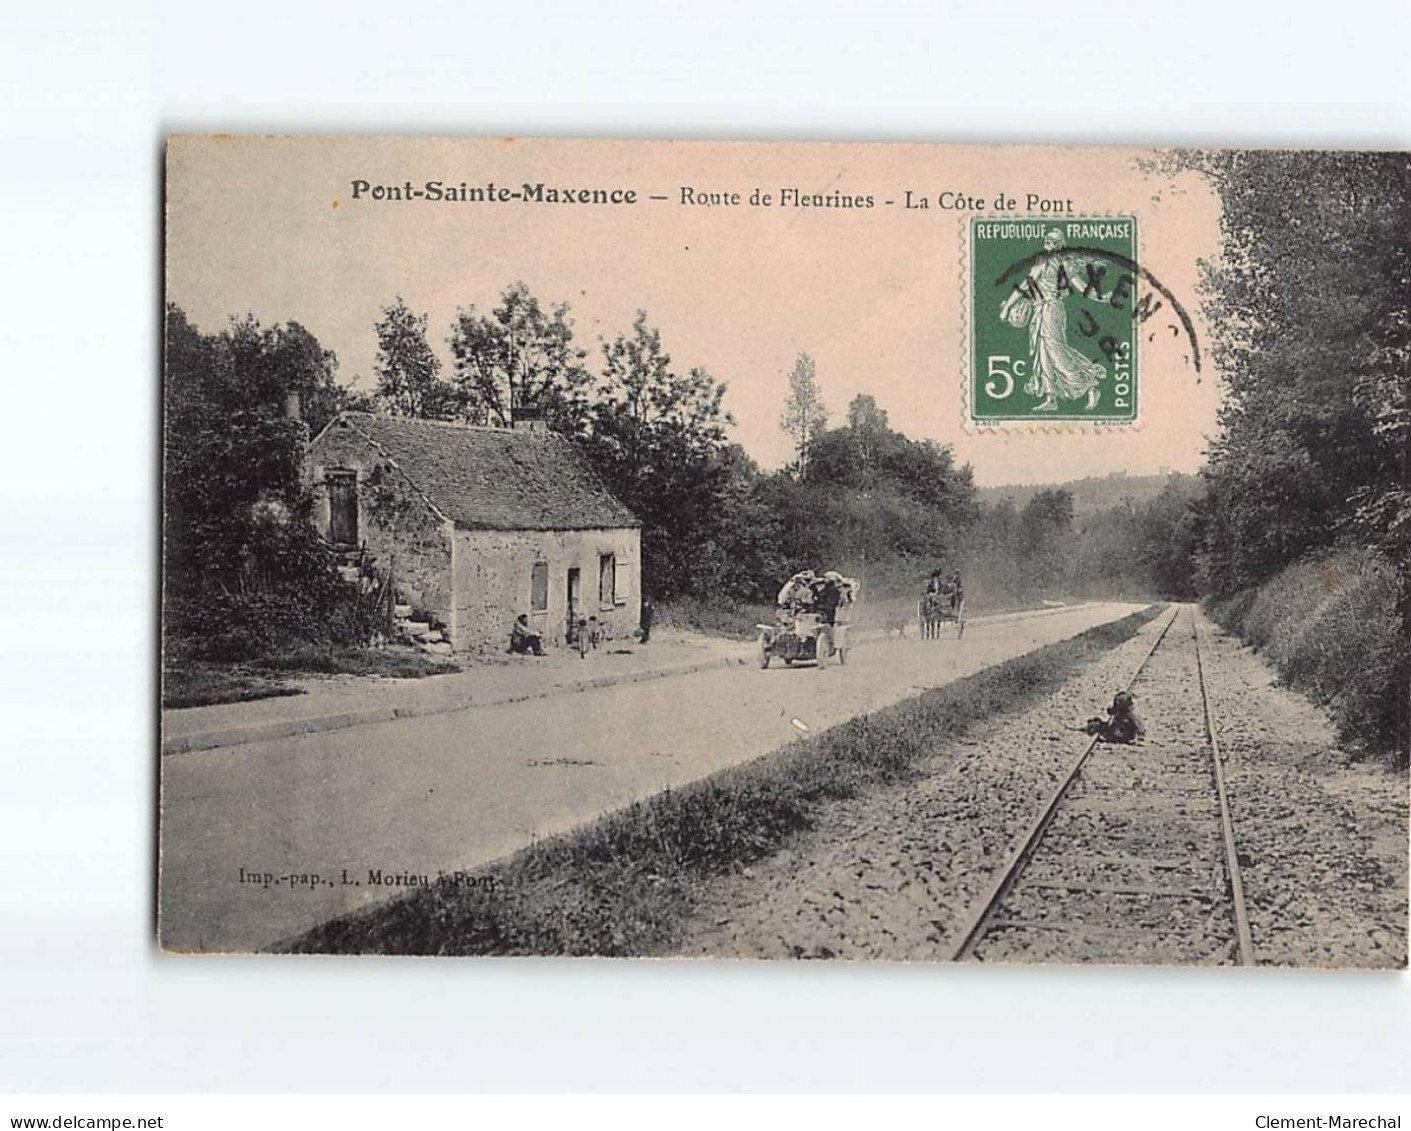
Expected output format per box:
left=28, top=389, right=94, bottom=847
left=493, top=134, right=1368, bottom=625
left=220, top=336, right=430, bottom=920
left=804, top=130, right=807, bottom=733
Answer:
left=919, top=590, right=966, bottom=639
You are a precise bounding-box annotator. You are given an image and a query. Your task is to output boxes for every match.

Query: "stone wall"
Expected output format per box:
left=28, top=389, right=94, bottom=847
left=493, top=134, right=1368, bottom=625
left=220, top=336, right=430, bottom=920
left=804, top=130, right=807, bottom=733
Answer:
left=307, top=420, right=455, bottom=634
left=454, top=526, right=641, bottom=653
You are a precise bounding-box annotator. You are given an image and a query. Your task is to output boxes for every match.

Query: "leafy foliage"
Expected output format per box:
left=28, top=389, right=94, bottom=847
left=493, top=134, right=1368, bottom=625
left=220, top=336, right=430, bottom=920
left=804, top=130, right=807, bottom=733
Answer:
left=447, top=282, right=593, bottom=434
left=779, top=351, right=828, bottom=473
left=356, top=283, right=1198, bottom=608
left=1175, top=151, right=1409, bottom=597
left=163, top=306, right=364, bottom=660
left=373, top=297, right=454, bottom=419
left=1158, top=150, right=1409, bottom=758
left=778, top=394, right=979, bottom=584
left=582, top=312, right=765, bottom=600
left=1208, top=549, right=1406, bottom=761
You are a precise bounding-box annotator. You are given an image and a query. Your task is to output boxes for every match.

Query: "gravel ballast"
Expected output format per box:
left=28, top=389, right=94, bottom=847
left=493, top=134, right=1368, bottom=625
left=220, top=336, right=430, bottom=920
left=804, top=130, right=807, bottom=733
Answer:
left=680, top=606, right=1407, bottom=968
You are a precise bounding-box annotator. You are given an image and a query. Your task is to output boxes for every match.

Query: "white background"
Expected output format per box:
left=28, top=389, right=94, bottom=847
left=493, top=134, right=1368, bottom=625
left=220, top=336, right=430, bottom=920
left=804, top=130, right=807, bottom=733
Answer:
left=2, top=0, right=1408, bottom=1095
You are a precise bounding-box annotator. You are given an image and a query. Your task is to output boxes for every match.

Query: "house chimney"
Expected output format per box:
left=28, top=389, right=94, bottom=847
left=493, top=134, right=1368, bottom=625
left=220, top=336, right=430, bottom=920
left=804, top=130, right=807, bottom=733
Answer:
left=512, top=404, right=545, bottom=432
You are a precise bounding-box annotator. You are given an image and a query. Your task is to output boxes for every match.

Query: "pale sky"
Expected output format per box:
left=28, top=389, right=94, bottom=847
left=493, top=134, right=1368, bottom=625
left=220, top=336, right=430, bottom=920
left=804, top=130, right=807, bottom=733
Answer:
left=166, top=137, right=1225, bottom=486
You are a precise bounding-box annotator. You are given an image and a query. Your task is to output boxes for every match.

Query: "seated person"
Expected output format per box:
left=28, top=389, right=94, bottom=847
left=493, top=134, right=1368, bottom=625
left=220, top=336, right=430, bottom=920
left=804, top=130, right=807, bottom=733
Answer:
left=1082, top=691, right=1144, bottom=744
left=508, top=613, right=545, bottom=656
left=776, top=570, right=816, bottom=624
left=777, top=570, right=816, bottom=608
left=1103, top=690, right=1143, bottom=743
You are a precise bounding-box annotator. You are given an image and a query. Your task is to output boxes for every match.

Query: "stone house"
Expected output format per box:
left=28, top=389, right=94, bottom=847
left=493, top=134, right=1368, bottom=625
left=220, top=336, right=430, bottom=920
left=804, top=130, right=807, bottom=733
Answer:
left=306, top=412, right=642, bottom=653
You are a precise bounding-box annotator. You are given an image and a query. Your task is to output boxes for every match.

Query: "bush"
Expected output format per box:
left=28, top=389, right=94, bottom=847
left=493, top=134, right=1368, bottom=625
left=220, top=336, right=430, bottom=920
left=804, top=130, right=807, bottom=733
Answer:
left=163, top=499, right=392, bottom=662
left=654, top=597, right=775, bottom=639
left=1206, top=547, right=1407, bottom=761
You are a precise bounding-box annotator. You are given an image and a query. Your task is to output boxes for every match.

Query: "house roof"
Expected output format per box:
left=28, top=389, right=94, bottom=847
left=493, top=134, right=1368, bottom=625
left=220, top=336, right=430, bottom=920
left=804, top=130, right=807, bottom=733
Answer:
left=324, top=412, right=640, bottom=532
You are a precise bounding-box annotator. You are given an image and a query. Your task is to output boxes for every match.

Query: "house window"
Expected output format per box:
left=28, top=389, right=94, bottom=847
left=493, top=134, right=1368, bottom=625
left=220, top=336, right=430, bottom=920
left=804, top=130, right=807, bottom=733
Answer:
left=327, top=471, right=358, bottom=546
left=599, top=552, right=616, bottom=609
left=530, top=562, right=549, bottom=614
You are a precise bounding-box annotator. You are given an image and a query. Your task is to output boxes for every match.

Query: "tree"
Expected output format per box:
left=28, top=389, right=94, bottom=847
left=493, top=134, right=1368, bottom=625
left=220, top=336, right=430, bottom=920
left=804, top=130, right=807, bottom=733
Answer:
left=1137, top=476, right=1204, bottom=599
left=779, top=352, right=827, bottom=473
left=683, top=443, right=790, bottom=604
left=844, top=394, right=890, bottom=486
left=780, top=392, right=977, bottom=585
left=373, top=297, right=452, bottom=419
left=1169, top=151, right=1409, bottom=596
left=163, top=306, right=350, bottom=656
left=585, top=311, right=734, bottom=598
left=1154, top=150, right=1407, bottom=758
left=447, top=282, right=592, bottom=433
left=1017, top=488, right=1074, bottom=593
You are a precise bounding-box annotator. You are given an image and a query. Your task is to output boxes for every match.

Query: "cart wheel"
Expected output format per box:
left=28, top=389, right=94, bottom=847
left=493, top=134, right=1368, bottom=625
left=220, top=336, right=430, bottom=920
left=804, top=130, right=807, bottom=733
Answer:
left=758, top=637, right=771, bottom=669
left=816, top=628, right=832, bottom=669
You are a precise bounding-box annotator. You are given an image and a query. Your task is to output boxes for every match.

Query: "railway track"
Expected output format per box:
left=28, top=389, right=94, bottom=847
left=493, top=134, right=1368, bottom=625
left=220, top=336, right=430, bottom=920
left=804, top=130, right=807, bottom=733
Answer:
left=948, top=604, right=1256, bottom=966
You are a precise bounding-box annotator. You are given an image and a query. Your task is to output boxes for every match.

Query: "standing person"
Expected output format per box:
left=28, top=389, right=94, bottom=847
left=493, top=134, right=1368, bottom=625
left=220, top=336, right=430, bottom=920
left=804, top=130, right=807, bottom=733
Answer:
left=948, top=570, right=964, bottom=611
left=812, top=571, right=844, bottom=625
left=638, top=596, right=654, bottom=644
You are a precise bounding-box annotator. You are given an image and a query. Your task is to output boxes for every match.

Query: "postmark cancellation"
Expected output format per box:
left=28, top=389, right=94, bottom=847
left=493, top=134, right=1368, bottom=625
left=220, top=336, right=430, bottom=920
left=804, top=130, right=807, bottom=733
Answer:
left=967, top=216, right=1141, bottom=427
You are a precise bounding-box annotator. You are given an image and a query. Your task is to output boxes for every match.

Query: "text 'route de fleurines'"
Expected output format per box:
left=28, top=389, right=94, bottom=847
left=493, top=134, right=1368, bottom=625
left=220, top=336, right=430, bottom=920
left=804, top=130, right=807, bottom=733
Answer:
left=346, top=180, right=881, bottom=208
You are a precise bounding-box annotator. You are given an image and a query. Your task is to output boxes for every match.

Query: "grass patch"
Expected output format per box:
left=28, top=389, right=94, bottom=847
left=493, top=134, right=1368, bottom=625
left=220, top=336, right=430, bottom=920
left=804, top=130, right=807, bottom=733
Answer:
left=250, top=644, right=459, bottom=679
left=1206, top=547, right=1407, bottom=763
left=162, top=664, right=305, bottom=709
left=164, top=645, right=459, bottom=709
left=278, top=603, right=1165, bottom=956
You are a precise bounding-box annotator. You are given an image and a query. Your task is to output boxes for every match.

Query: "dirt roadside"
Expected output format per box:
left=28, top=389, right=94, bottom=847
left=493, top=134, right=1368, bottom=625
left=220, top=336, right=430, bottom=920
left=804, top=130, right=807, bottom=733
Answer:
left=1200, top=617, right=1408, bottom=968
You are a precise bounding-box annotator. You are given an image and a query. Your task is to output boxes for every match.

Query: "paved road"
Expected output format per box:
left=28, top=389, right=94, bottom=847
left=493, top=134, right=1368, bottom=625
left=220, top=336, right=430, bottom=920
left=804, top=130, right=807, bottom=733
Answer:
left=158, top=601, right=1150, bottom=952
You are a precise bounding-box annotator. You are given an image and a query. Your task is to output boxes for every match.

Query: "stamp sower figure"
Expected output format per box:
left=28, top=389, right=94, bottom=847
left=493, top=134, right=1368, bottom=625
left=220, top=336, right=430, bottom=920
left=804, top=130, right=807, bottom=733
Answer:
left=508, top=613, right=545, bottom=656
left=999, top=229, right=1106, bottom=413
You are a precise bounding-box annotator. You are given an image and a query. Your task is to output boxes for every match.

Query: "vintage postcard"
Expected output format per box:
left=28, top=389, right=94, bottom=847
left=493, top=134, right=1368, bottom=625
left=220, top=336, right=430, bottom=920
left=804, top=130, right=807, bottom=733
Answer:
left=160, top=137, right=1408, bottom=966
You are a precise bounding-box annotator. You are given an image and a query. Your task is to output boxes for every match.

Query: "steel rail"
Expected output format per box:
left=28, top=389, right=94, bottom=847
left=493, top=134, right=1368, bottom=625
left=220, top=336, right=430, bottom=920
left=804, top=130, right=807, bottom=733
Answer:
left=947, top=604, right=1183, bottom=962
left=1191, top=611, right=1257, bottom=966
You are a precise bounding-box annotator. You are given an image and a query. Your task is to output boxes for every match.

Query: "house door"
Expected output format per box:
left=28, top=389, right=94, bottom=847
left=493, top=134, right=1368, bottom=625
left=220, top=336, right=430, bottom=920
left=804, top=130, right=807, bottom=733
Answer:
left=327, top=471, right=358, bottom=546
left=566, top=567, right=581, bottom=642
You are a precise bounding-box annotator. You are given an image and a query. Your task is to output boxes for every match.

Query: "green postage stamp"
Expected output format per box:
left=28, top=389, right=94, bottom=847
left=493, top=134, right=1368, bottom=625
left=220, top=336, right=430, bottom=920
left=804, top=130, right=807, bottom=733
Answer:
left=970, top=217, right=1139, bottom=423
